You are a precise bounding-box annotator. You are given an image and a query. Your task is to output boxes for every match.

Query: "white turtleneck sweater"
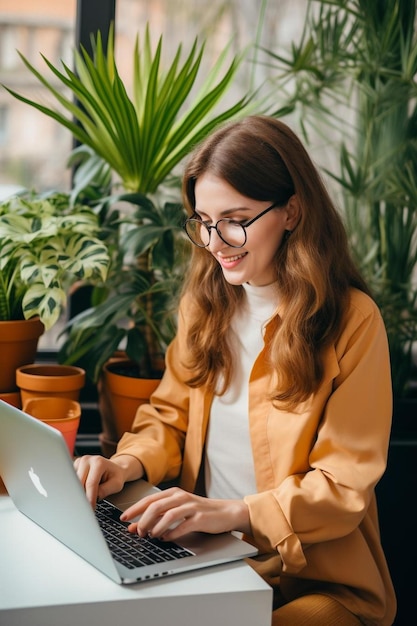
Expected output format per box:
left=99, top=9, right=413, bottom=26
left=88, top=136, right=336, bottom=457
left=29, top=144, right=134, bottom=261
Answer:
left=204, top=282, right=279, bottom=500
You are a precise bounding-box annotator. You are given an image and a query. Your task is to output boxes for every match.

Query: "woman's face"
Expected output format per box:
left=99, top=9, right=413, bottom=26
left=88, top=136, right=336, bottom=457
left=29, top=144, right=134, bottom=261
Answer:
left=194, top=173, right=298, bottom=286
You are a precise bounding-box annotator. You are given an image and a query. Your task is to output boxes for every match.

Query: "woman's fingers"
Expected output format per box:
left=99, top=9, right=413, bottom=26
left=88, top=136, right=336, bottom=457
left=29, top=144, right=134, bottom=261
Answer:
left=74, top=455, right=124, bottom=508
left=120, top=487, right=250, bottom=539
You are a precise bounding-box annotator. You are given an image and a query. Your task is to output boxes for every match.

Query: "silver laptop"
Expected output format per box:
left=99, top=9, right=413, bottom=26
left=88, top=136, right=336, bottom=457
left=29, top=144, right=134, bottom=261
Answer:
left=0, top=399, right=258, bottom=584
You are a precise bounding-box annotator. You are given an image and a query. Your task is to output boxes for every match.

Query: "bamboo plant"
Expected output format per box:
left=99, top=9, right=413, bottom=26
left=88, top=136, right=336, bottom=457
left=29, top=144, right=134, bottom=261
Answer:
left=3, top=24, right=254, bottom=381
left=259, top=0, right=417, bottom=398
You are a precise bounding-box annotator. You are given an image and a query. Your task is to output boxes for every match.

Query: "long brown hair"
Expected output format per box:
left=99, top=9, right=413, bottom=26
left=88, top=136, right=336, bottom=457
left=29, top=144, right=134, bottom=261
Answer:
left=181, top=115, right=370, bottom=408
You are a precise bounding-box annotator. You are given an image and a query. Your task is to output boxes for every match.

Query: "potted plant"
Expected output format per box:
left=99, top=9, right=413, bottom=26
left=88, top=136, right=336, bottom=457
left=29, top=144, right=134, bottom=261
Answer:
left=58, top=183, right=189, bottom=385
left=3, top=24, right=255, bottom=449
left=259, top=0, right=417, bottom=406
left=0, top=190, right=110, bottom=404
left=257, top=2, right=417, bottom=621
left=59, top=180, right=189, bottom=455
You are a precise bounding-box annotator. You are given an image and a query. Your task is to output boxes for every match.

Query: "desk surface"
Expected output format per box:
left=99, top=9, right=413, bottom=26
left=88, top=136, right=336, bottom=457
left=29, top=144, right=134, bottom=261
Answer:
left=0, top=494, right=272, bottom=626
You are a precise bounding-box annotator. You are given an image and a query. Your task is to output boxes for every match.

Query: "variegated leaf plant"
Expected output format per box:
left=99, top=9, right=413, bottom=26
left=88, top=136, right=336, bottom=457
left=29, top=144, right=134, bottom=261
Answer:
left=0, top=191, right=110, bottom=330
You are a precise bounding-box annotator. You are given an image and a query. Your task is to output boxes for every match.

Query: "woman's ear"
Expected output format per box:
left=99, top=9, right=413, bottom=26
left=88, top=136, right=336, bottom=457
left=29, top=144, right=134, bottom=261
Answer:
left=285, top=195, right=301, bottom=231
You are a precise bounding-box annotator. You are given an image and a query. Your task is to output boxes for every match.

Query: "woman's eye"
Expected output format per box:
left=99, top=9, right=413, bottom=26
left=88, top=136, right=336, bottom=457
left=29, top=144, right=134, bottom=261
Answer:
left=231, top=218, right=249, bottom=226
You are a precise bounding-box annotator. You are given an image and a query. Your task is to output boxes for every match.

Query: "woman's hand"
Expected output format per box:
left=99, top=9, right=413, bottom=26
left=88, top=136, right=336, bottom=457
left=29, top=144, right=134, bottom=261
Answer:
left=74, top=454, right=144, bottom=508
left=120, top=487, right=251, bottom=541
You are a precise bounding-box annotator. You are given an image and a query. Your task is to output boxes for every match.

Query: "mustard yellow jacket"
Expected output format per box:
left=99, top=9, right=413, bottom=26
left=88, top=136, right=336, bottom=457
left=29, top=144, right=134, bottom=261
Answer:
left=115, top=288, right=396, bottom=626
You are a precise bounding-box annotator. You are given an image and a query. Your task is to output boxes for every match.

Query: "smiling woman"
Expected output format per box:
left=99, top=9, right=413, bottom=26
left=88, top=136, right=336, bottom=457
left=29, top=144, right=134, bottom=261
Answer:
left=74, top=115, right=396, bottom=626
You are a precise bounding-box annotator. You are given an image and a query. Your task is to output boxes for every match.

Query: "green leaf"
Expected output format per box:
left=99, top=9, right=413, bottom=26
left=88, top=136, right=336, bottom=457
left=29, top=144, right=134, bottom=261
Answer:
left=4, top=23, right=253, bottom=194
left=22, top=282, right=66, bottom=330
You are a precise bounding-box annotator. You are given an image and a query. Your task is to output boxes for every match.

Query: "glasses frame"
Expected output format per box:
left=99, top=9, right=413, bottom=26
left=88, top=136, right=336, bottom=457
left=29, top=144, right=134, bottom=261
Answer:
left=183, top=202, right=279, bottom=248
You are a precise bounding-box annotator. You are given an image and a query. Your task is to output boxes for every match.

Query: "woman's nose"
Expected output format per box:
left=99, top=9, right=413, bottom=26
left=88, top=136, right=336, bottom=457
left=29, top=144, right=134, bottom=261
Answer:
left=207, top=227, right=225, bottom=252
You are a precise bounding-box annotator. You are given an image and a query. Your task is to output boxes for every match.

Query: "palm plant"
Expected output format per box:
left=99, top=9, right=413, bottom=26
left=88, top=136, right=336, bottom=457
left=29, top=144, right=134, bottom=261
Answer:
left=4, top=23, right=250, bottom=195
left=259, top=0, right=417, bottom=398
left=3, top=24, right=254, bottom=382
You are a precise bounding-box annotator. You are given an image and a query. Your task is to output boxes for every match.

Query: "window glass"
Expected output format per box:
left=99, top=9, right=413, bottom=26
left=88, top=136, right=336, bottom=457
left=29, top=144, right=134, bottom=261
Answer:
left=0, top=0, right=76, bottom=194
left=114, top=0, right=300, bottom=111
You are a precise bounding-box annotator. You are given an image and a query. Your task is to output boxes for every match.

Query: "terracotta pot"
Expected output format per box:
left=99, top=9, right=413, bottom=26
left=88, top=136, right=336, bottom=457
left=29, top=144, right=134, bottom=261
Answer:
left=0, top=390, right=21, bottom=409
left=99, top=359, right=162, bottom=457
left=23, top=397, right=81, bottom=456
left=16, top=364, right=86, bottom=405
left=0, top=318, right=44, bottom=393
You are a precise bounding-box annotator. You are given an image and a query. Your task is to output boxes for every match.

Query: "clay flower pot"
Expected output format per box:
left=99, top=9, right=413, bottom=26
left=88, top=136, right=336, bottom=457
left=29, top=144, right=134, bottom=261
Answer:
left=0, top=390, right=21, bottom=409
left=0, top=318, right=44, bottom=393
left=23, top=397, right=81, bottom=456
left=99, top=359, right=162, bottom=457
left=16, top=364, right=86, bottom=405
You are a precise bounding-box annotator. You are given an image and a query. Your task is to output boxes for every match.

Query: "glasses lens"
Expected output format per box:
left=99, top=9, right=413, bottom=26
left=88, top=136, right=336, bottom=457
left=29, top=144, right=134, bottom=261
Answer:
left=217, top=220, right=246, bottom=247
left=185, top=219, right=210, bottom=247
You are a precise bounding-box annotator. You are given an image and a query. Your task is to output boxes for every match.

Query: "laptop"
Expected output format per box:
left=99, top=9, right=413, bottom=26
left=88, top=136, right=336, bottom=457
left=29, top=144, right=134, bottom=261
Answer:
left=0, top=399, right=258, bottom=584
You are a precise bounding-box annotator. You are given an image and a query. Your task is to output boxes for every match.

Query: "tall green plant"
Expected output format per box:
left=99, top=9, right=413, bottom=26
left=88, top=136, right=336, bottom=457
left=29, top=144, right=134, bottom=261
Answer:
left=3, top=23, right=251, bottom=194
left=3, top=24, right=254, bottom=381
left=259, top=0, right=417, bottom=398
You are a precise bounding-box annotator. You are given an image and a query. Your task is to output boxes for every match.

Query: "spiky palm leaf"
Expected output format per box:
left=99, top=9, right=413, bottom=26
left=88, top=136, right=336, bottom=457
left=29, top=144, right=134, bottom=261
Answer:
left=4, top=24, right=252, bottom=193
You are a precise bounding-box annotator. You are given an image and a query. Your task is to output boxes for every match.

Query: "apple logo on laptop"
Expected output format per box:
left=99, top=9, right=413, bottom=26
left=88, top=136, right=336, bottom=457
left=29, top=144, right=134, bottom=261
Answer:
left=28, top=467, right=48, bottom=498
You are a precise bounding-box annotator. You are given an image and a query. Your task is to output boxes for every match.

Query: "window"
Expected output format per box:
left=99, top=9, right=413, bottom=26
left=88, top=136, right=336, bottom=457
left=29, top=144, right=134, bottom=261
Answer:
left=0, top=104, right=8, bottom=145
left=0, top=1, right=77, bottom=193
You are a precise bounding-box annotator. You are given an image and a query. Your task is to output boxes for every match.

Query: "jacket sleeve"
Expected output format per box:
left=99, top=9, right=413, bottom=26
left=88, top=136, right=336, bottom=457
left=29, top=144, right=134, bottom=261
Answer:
left=244, top=294, right=393, bottom=574
left=113, top=300, right=192, bottom=486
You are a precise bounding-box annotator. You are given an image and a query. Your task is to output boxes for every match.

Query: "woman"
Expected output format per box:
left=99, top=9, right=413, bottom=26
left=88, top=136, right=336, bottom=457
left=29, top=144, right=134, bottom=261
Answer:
left=75, top=116, right=396, bottom=625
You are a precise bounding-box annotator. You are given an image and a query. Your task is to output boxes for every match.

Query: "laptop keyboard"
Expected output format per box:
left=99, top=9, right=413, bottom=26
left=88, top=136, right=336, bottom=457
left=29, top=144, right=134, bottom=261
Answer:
left=96, top=499, right=194, bottom=570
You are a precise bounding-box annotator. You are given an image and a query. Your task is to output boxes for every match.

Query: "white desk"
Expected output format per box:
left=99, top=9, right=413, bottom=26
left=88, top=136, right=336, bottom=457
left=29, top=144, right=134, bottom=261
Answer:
left=0, top=495, right=272, bottom=626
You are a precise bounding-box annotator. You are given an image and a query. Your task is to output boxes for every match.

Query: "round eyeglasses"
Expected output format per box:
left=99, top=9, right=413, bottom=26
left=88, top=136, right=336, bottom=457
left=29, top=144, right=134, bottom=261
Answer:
left=183, top=202, right=279, bottom=249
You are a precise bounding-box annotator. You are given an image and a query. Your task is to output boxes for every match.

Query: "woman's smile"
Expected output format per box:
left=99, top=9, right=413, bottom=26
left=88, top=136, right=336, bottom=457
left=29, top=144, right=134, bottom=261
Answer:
left=217, top=251, right=248, bottom=268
